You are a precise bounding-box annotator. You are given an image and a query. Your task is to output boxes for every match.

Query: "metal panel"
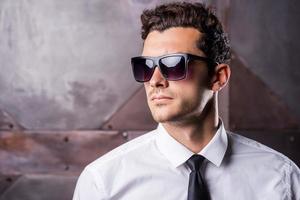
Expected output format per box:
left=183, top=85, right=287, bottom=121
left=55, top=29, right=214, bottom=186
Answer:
left=0, top=130, right=126, bottom=175
left=0, top=174, right=77, bottom=200
left=229, top=55, right=299, bottom=130
left=228, top=0, right=300, bottom=123
left=0, top=174, right=21, bottom=196
left=0, top=110, right=24, bottom=131
left=0, top=0, right=145, bottom=130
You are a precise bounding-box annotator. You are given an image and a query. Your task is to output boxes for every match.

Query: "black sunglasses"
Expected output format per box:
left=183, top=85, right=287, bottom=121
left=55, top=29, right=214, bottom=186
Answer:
left=131, top=53, right=215, bottom=82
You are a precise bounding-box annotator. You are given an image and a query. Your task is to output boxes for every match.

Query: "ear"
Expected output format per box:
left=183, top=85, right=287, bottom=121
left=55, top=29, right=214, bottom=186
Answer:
left=210, top=63, right=231, bottom=92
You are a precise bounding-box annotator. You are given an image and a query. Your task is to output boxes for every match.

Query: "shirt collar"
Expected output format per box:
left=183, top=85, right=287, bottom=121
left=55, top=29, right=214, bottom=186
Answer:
left=155, top=119, right=228, bottom=168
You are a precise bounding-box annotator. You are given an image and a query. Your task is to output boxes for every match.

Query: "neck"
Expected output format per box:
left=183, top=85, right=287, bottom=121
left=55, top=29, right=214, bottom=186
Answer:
left=162, top=95, right=219, bottom=153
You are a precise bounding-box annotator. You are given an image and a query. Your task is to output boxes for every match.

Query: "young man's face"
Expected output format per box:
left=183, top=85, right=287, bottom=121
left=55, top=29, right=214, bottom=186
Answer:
left=142, top=27, right=214, bottom=123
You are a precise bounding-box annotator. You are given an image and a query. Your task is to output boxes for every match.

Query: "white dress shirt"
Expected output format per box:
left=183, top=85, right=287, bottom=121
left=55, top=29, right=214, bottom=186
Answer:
left=73, top=120, right=300, bottom=200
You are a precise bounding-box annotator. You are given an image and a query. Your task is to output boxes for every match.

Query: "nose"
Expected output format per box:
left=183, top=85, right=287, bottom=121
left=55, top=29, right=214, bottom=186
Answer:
left=149, top=67, right=168, bottom=88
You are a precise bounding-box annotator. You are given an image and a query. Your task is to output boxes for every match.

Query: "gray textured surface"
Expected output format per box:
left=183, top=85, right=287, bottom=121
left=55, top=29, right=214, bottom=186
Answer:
left=0, top=0, right=145, bottom=130
left=0, top=174, right=76, bottom=200
left=229, top=0, right=300, bottom=123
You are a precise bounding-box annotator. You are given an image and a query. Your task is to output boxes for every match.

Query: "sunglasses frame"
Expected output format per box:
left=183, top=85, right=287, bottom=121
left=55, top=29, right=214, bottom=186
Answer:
left=131, top=53, right=215, bottom=82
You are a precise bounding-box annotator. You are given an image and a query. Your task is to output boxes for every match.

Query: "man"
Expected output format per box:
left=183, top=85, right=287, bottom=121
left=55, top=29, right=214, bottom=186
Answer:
left=73, top=2, right=300, bottom=200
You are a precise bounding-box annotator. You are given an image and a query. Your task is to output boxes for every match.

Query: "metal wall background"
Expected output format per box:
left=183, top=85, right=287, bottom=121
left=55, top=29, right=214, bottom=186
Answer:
left=229, top=0, right=300, bottom=123
left=0, top=0, right=144, bottom=130
left=227, top=0, right=300, bottom=164
left=0, top=0, right=299, bottom=199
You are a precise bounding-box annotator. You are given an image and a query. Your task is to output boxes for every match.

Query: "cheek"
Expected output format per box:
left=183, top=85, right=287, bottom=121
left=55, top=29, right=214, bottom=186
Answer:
left=173, top=75, right=210, bottom=111
left=173, top=83, right=201, bottom=104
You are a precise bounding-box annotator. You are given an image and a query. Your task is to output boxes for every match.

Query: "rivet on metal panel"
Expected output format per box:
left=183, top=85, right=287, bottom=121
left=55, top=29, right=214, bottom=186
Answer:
left=6, top=177, right=13, bottom=183
left=122, top=131, right=128, bottom=140
left=64, top=136, right=69, bottom=143
left=289, top=136, right=295, bottom=142
left=0, top=109, right=25, bottom=131
left=0, top=122, right=14, bottom=131
left=107, top=124, right=113, bottom=130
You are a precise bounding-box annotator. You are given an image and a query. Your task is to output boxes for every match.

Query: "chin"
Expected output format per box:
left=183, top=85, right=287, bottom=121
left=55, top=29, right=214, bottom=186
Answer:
left=149, top=101, right=193, bottom=123
left=150, top=109, right=183, bottom=123
left=152, top=115, right=171, bottom=123
left=150, top=110, right=170, bottom=123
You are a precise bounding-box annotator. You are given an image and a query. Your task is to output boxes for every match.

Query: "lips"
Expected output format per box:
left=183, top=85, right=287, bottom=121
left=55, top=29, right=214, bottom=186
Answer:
left=151, top=95, right=173, bottom=101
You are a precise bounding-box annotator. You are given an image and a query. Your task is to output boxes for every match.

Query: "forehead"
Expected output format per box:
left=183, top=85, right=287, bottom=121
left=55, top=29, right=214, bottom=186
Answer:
left=142, top=27, right=204, bottom=57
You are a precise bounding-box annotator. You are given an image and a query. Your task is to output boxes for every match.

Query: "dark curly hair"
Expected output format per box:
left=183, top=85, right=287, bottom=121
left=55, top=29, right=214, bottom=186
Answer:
left=140, top=2, right=231, bottom=66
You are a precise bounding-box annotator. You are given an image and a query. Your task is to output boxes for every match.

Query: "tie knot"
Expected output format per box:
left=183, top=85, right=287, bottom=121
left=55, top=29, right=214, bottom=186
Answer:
left=186, top=154, right=205, bottom=171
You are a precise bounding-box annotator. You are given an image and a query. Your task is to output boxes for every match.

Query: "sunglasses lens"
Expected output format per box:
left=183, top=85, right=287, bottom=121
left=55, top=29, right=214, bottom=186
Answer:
left=131, top=58, right=154, bottom=82
left=159, top=56, right=186, bottom=80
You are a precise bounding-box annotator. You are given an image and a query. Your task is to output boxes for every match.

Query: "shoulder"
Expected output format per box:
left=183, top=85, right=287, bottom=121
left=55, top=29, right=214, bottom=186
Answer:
left=227, top=131, right=293, bottom=164
left=225, top=131, right=300, bottom=199
left=86, top=129, right=158, bottom=171
left=74, top=129, right=159, bottom=198
left=74, top=129, right=158, bottom=198
left=227, top=131, right=300, bottom=178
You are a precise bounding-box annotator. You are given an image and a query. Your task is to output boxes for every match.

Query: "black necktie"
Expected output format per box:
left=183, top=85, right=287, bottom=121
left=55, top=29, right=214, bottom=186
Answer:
left=186, top=154, right=210, bottom=200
